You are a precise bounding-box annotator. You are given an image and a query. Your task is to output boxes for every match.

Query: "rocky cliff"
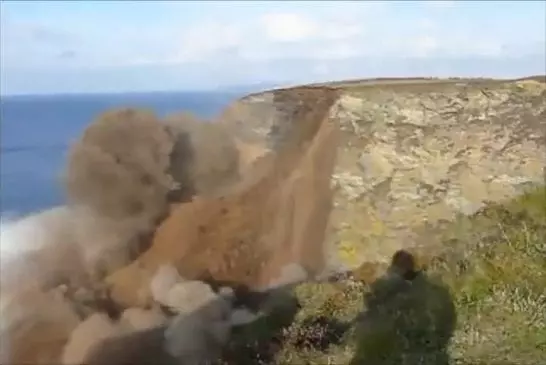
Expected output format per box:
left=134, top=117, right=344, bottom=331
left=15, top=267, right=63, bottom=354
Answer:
left=329, top=78, right=545, bottom=272
left=105, top=77, right=546, bottom=306
left=171, top=77, right=546, bottom=277
left=1, top=77, right=544, bottom=364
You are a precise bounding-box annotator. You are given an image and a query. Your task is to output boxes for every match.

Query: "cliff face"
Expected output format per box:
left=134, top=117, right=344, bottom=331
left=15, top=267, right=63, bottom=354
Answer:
left=212, top=78, right=546, bottom=274
left=330, top=78, right=545, bottom=271
left=45, top=78, right=546, bottom=307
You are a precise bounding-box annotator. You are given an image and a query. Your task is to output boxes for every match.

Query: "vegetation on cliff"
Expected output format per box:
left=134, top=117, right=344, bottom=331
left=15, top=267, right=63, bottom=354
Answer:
left=225, top=186, right=546, bottom=364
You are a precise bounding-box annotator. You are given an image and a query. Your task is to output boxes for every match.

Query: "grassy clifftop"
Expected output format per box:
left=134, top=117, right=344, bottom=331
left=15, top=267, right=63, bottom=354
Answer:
left=225, top=184, right=545, bottom=365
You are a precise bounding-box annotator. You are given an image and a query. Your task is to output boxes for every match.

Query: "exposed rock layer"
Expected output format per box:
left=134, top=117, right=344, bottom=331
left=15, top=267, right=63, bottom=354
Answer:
left=329, top=78, right=546, bottom=270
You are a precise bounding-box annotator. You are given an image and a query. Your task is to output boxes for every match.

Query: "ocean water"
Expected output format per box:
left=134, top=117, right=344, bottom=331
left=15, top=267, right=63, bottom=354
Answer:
left=0, top=91, right=243, bottom=217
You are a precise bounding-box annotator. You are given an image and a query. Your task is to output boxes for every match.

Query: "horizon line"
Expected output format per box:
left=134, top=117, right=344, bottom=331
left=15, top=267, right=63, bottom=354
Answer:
left=1, top=74, right=544, bottom=98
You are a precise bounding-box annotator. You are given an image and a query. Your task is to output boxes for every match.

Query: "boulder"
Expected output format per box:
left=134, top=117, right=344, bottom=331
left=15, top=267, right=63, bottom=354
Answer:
left=61, top=312, right=126, bottom=365
left=120, top=307, right=166, bottom=331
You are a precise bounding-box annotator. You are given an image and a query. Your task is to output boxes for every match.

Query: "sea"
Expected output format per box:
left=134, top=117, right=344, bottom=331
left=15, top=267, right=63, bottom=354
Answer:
left=0, top=91, right=246, bottom=218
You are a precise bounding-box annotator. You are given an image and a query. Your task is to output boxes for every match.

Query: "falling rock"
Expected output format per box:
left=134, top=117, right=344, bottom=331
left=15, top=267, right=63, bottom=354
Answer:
left=62, top=312, right=126, bottom=365
left=229, top=308, right=263, bottom=326
left=120, top=307, right=166, bottom=331
left=164, top=281, right=219, bottom=314
left=105, top=87, right=341, bottom=307
left=149, top=264, right=185, bottom=306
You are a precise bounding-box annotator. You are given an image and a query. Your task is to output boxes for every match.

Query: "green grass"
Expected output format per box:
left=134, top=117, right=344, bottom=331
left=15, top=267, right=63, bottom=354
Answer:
left=443, top=187, right=546, bottom=365
left=224, top=187, right=546, bottom=364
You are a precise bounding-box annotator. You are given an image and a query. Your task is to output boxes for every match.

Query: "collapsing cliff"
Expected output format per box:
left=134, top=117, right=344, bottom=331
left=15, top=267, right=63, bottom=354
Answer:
left=105, top=87, right=342, bottom=307
left=0, top=86, right=343, bottom=363
left=79, top=76, right=546, bottom=312
left=1, top=77, right=544, bottom=364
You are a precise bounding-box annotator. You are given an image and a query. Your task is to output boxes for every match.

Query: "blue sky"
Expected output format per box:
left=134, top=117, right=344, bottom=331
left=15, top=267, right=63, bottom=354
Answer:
left=1, top=0, right=544, bottom=95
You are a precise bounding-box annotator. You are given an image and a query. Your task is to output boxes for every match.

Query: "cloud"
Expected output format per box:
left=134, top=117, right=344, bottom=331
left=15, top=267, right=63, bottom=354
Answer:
left=29, top=25, right=78, bottom=45
left=261, top=13, right=319, bottom=42
left=3, top=2, right=534, bottom=69
left=169, top=10, right=369, bottom=64
left=411, top=35, right=439, bottom=58
left=0, top=18, right=84, bottom=70
left=260, top=11, right=365, bottom=43
left=162, top=3, right=539, bottom=67
left=1, top=1, right=544, bottom=94
left=175, top=21, right=245, bottom=63
left=57, top=50, right=77, bottom=60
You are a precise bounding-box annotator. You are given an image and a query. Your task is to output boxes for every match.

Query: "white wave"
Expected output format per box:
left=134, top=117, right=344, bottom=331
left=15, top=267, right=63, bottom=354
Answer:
left=1, top=210, right=50, bottom=261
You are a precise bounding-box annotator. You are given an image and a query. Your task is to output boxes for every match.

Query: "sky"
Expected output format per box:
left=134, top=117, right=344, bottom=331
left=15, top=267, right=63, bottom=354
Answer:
left=1, top=0, right=545, bottom=95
